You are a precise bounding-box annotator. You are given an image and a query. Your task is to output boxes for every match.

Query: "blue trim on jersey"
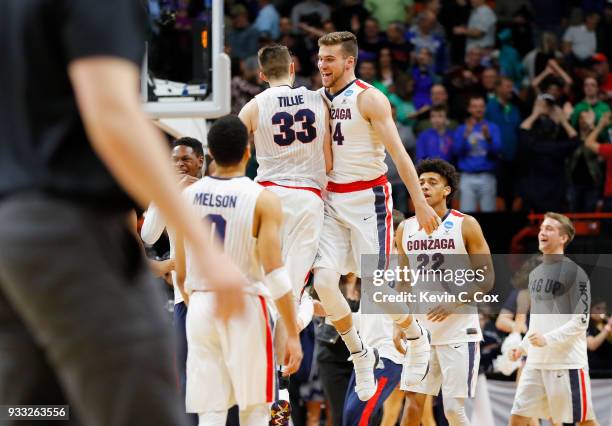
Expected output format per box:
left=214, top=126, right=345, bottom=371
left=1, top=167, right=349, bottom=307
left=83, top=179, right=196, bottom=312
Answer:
left=373, top=185, right=387, bottom=270
left=440, top=209, right=452, bottom=223
left=569, top=369, right=581, bottom=423
left=324, top=79, right=357, bottom=101
left=467, top=342, right=476, bottom=398
left=342, top=358, right=402, bottom=426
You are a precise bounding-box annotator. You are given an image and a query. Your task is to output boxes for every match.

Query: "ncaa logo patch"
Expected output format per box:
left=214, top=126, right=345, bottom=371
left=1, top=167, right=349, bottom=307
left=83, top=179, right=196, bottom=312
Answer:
left=344, top=90, right=353, bottom=96
left=444, top=221, right=454, bottom=230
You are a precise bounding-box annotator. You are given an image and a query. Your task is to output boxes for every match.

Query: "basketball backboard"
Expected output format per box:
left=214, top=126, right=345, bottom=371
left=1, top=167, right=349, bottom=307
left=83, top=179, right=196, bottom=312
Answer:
left=142, top=0, right=230, bottom=119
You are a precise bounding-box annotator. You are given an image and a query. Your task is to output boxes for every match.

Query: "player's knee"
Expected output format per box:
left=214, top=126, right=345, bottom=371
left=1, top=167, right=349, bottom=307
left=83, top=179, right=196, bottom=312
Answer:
left=404, top=394, right=424, bottom=421
left=443, top=399, right=468, bottom=426
left=313, top=269, right=350, bottom=322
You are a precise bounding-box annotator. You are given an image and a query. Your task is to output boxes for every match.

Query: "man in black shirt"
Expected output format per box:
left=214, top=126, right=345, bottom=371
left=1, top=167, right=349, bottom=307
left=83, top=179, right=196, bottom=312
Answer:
left=0, top=1, right=247, bottom=424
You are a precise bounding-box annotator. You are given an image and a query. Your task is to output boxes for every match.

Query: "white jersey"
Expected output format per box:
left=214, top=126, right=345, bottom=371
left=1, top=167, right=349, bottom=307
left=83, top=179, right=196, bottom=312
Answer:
left=254, top=85, right=327, bottom=189
left=320, top=79, right=387, bottom=184
left=401, top=209, right=482, bottom=345
left=182, top=176, right=267, bottom=296
left=521, top=257, right=590, bottom=370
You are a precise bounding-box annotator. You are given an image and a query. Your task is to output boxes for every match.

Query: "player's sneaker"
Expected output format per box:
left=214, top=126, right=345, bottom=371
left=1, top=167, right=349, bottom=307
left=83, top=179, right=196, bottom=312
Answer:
left=401, top=321, right=431, bottom=387
left=349, top=346, right=380, bottom=401
left=269, top=399, right=291, bottom=426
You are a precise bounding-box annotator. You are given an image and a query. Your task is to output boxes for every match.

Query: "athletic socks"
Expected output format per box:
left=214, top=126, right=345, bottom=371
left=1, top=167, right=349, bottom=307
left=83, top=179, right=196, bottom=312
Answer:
left=403, top=318, right=423, bottom=340
left=340, top=326, right=364, bottom=354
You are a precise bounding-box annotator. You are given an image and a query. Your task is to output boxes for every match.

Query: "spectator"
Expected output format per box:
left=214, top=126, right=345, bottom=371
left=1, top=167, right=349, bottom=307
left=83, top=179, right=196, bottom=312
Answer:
left=363, top=0, right=413, bottom=31
left=597, top=3, right=612, bottom=61
left=358, top=60, right=389, bottom=96
left=481, top=67, right=498, bottom=100
left=385, top=105, right=416, bottom=213
left=592, top=53, right=612, bottom=99
left=439, top=0, right=471, bottom=65
left=570, top=76, right=611, bottom=127
left=411, top=48, right=439, bottom=110
left=445, top=46, right=485, bottom=121
left=453, top=95, right=502, bottom=212
left=416, top=0, right=446, bottom=38
left=486, top=76, right=522, bottom=211
left=414, top=84, right=460, bottom=133
left=405, top=11, right=447, bottom=74
left=253, top=0, right=279, bottom=40
left=494, top=0, right=532, bottom=27
left=331, top=0, right=369, bottom=33
left=562, top=11, right=600, bottom=63
left=357, top=17, right=386, bottom=62
left=278, top=17, right=313, bottom=76
left=385, top=22, right=412, bottom=70
left=376, top=48, right=398, bottom=91
left=231, top=56, right=263, bottom=114
left=291, top=0, right=331, bottom=32
left=567, top=110, right=602, bottom=212
left=585, top=112, right=612, bottom=211
left=586, top=299, right=612, bottom=377
left=497, top=28, right=526, bottom=87
left=416, top=105, right=454, bottom=162
left=517, top=95, right=580, bottom=212
left=227, top=4, right=260, bottom=59
left=454, top=0, right=497, bottom=54
left=523, top=32, right=565, bottom=81
left=388, top=74, right=417, bottom=126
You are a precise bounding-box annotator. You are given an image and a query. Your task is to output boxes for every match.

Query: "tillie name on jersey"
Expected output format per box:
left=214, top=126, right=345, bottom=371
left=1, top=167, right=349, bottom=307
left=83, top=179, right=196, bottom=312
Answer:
left=193, top=192, right=238, bottom=208
left=330, top=108, right=352, bottom=120
left=278, top=95, right=304, bottom=107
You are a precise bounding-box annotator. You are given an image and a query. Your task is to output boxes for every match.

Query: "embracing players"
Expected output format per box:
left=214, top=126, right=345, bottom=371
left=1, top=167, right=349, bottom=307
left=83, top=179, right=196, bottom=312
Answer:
left=395, top=159, right=494, bottom=426
left=313, top=31, right=441, bottom=401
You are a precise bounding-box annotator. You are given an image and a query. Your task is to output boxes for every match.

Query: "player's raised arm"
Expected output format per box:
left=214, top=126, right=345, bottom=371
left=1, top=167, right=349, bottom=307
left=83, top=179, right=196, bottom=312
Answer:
left=69, top=57, right=246, bottom=321
left=359, top=89, right=440, bottom=234
left=253, top=189, right=303, bottom=375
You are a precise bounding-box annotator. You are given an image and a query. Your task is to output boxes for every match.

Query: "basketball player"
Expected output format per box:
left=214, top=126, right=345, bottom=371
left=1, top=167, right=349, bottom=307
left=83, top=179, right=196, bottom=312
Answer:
left=313, top=31, right=440, bottom=402
left=174, top=115, right=303, bottom=426
left=394, top=159, right=493, bottom=426
left=141, top=137, right=205, bottom=426
left=0, top=1, right=244, bottom=424
left=508, top=213, right=595, bottom=426
left=239, top=44, right=332, bottom=332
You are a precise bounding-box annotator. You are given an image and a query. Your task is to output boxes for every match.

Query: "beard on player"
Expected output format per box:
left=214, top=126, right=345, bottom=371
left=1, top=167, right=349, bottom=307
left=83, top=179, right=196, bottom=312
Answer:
left=317, top=44, right=355, bottom=89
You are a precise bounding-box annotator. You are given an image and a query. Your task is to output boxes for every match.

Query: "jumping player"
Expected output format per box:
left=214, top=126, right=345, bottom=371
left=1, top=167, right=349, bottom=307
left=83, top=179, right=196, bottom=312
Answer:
left=508, top=213, right=596, bottom=426
left=174, top=116, right=303, bottom=426
left=239, top=44, right=332, bottom=332
left=395, top=159, right=494, bottom=426
left=313, top=31, right=440, bottom=401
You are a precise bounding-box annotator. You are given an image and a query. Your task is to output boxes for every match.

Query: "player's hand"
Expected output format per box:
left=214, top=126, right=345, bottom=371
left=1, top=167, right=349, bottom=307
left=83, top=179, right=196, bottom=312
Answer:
left=415, top=202, right=441, bottom=235
left=512, top=321, right=528, bottom=335
left=508, top=347, right=524, bottom=362
left=178, top=174, right=199, bottom=189
left=148, top=258, right=175, bottom=277
left=312, top=300, right=327, bottom=317
left=393, top=323, right=407, bottom=355
left=528, top=332, right=547, bottom=347
left=426, top=303, right=457, bottom=322
left=283, top=334, right=303, bottom=376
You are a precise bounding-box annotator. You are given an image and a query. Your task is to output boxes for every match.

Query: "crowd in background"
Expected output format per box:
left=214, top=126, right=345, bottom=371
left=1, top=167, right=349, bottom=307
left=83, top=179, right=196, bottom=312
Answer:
left=225, top=0, right=612, bottom=216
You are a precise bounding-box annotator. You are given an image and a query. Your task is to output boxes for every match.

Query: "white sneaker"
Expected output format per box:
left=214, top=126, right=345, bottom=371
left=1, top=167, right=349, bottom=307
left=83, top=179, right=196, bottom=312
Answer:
left=401, top=322, right=431, bottom=387
left=349, top=346, right=380, bottom=401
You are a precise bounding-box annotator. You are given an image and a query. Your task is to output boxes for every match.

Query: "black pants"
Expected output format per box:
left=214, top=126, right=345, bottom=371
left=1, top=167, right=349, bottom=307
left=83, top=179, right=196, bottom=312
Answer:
left=0, top=194, right=186, bottom=426
left=318, top=361, right=353, bottom=426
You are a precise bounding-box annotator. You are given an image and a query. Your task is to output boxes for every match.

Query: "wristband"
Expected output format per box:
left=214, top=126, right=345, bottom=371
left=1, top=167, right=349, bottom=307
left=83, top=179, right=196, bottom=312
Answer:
left=265, top=266, right=292, bottom=300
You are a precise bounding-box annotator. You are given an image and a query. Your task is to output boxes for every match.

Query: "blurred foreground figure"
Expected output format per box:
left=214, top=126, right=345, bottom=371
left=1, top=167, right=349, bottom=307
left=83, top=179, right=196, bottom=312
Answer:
left=0, top=1, right=246, bottom=425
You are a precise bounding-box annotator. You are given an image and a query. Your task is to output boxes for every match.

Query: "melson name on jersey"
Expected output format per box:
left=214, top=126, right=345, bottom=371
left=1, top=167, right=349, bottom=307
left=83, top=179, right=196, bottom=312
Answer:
left=193, top=192, right=237, bottom=208
left=277, top=95, right=304, bottom=108
left=331, top=108, right=352, bottom=120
